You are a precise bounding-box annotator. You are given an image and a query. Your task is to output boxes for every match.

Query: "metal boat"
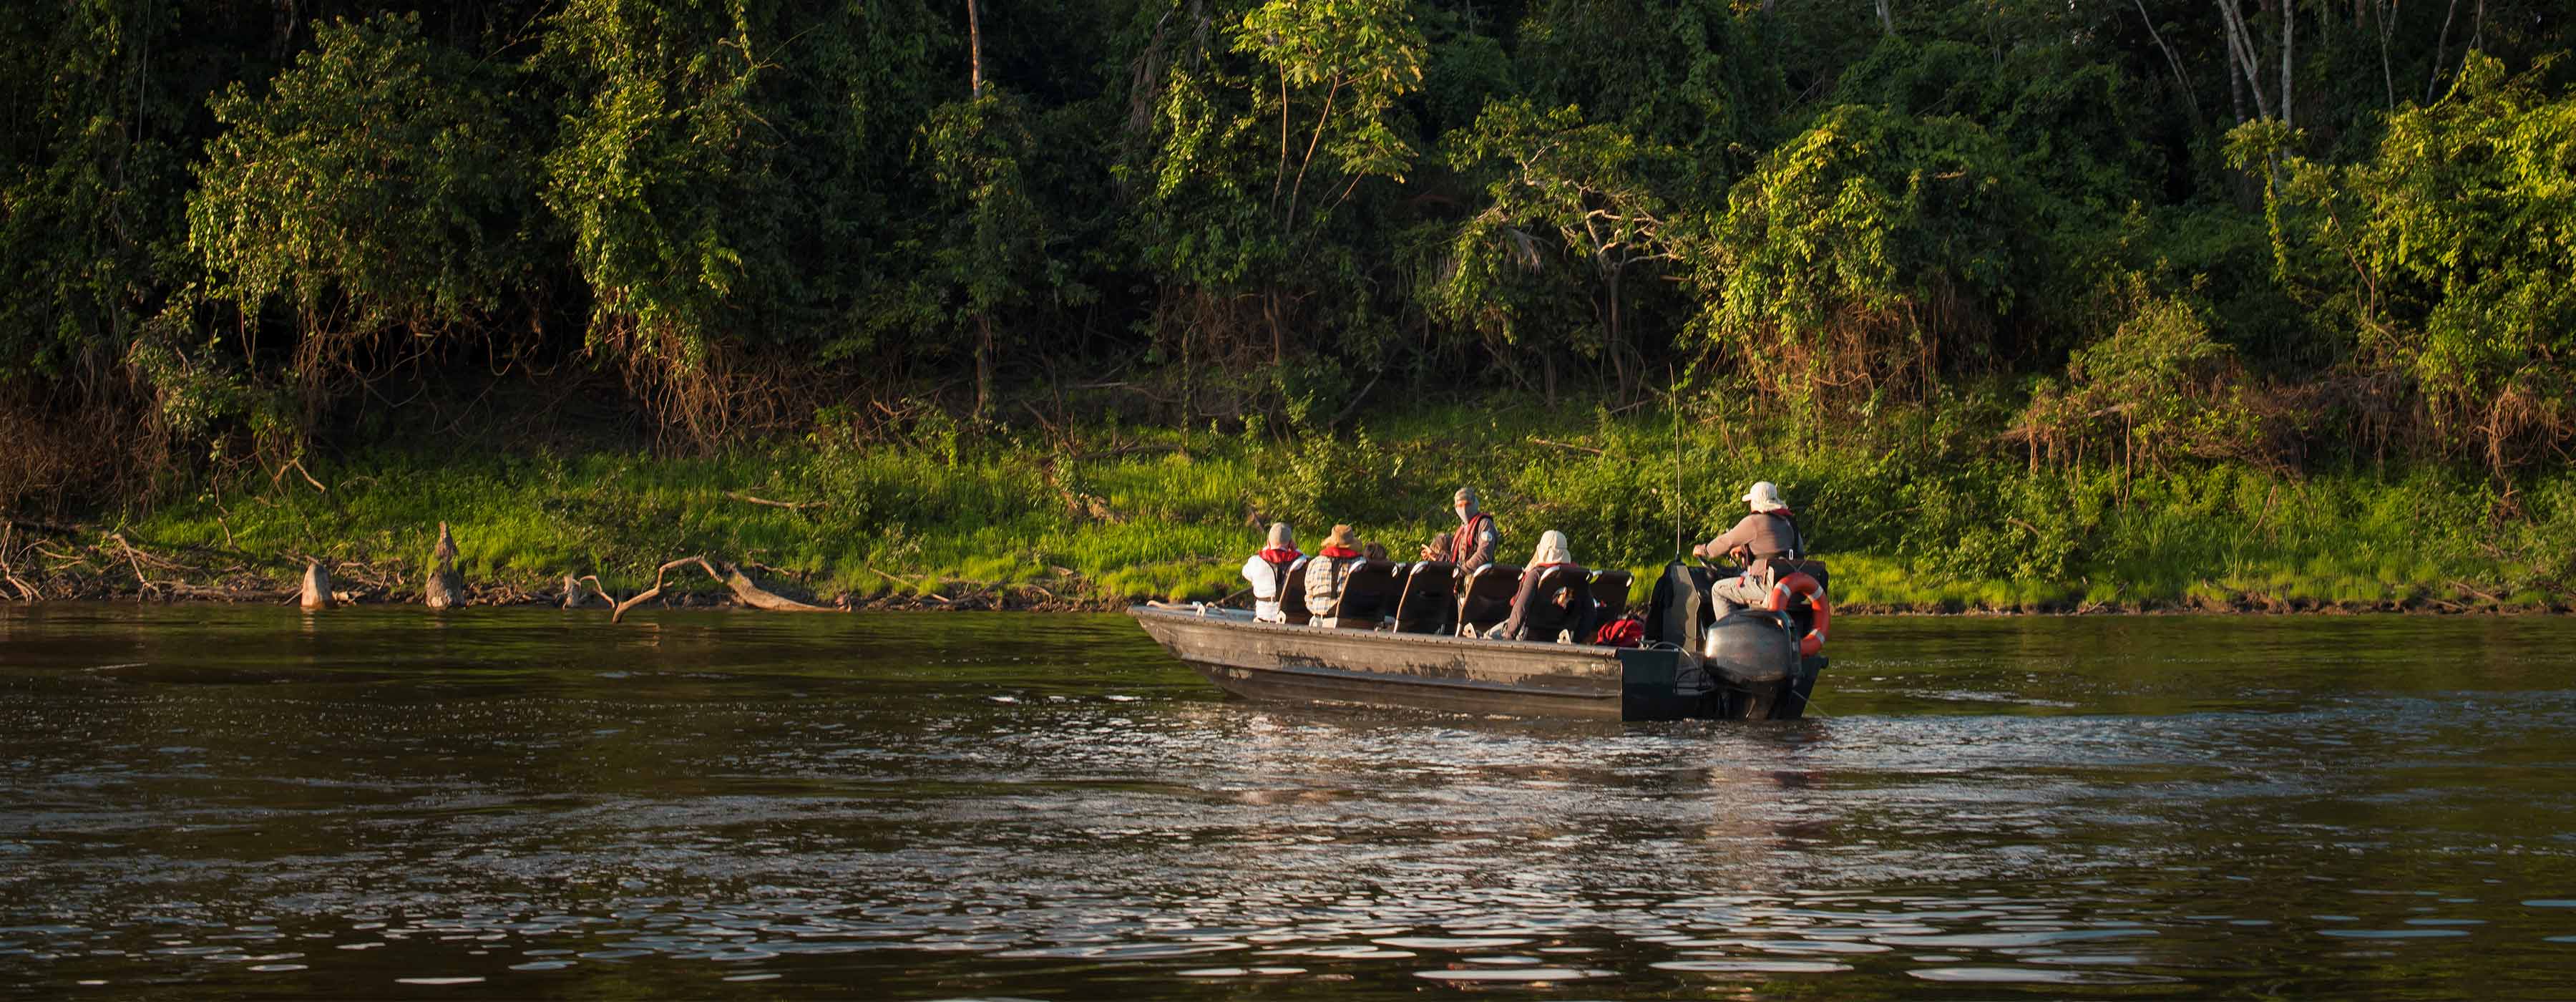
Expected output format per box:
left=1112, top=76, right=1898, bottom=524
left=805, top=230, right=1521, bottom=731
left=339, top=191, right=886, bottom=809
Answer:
left=1129, top=560, right=1829, bottom=721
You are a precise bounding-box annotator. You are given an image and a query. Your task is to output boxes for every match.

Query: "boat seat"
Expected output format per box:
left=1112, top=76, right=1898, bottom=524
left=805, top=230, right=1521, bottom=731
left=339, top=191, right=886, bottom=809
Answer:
left=1587, top=569, right=1634, bottom=623
left=1770, top=558, right=1830, bottom=597
left=1391, top=561, right=1458, bottom=633
left=1326, top=559, right=1402, bottom=627
left=1503, top=565, right=1594, bottom=643
left=1281, top=559, right=1313, bottom=625
left=1455, top=564, right=1523, bottom=636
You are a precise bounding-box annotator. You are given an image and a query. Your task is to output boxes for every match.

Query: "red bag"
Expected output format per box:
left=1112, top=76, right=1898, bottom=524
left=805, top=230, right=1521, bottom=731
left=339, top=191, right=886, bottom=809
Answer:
left=1593, top=616, right=1644, bottom=648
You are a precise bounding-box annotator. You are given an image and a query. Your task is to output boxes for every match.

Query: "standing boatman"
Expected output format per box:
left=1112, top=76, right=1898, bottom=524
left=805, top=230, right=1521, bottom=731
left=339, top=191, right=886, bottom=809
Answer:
left=1419, top=487, right=1501, bottom=570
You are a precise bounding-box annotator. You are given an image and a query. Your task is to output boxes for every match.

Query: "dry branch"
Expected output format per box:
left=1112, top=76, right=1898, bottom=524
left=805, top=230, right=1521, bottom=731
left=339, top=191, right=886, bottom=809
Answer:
left=608, top=555, right=836, bottom=623
left=0, top=525, right=36, bottom=601
left=1528, top=437, right=1607, bottom=456
left=726, top=491, right=827, bottom=511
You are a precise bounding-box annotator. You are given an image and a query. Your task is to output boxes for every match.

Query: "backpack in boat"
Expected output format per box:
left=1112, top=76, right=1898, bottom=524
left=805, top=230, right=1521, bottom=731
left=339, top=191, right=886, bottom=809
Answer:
left=1592, top=616, right=1644, bottom=648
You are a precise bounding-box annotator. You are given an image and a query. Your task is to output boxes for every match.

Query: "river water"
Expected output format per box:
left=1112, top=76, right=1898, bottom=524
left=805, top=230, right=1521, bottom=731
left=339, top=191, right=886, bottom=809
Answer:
left=2, top=605, right=2572, bottom=998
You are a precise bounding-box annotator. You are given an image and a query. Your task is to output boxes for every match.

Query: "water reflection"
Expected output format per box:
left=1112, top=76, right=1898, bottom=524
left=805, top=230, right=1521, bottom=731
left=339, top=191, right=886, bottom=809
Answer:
left=2, top=605, right=2575, bottom=998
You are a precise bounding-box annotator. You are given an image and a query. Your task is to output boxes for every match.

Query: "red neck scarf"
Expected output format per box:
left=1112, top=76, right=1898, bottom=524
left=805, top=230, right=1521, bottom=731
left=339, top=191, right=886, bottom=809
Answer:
left=1258, top=548, right=1302, bottom=564
left=1320, top=545, right=1361, bottom=560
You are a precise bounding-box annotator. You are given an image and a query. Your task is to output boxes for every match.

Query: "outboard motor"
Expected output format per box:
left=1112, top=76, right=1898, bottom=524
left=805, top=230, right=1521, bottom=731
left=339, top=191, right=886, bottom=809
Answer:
left=1699, top=609, right=1797, bottom=686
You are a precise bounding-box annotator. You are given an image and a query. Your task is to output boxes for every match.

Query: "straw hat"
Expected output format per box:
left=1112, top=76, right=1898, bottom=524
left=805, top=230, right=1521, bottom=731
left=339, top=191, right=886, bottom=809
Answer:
left=1530, top=530, right=1572, bottom=566
left=1323, top=524, right=1362, bottom=550
left=1742, top=481, right=1787, bottom=512
left=1265, top=522, right=1295, bottom=549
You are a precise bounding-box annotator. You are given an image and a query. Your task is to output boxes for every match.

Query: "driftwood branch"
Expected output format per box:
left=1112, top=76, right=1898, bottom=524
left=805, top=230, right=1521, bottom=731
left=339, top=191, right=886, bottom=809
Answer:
left=270, top=458, right=327, bottom=495
left=612, top=557, right=716, bottom=623
left=726, top=491, right=826, bottom=512
left=610, top=556, right=839, bottom=623
left=565, top=573, right=613, bottom=609
left=0, top=525, right=36, bottom=601
left=1528, top=437, right=1607, bottom=456
left=868, top=565, right=951, bottom=603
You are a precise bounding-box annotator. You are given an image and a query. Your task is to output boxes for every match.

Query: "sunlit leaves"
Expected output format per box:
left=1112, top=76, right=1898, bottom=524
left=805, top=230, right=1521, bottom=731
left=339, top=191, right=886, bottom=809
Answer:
left=189, top=14, right=539, bottom=343
left=2255, top=54, right=2576, bottom=470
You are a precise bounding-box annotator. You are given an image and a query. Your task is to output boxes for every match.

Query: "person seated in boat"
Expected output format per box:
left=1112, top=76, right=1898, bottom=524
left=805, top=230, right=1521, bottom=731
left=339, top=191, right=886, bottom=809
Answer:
left=1304, top=524, right=1370, bottom=626
left=1418, top=487, right=1501, bottom=570
left=1491, top=530, right=1594, bottom=641
left=1240, top=522, right=1303, bottom=623
left=1691, top=480, right=1805, bottom=614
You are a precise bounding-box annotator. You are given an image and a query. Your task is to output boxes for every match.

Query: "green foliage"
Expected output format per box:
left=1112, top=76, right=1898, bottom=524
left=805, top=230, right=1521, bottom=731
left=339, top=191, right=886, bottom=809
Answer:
left=540, top=0, right=783, bottom=366
left=6, top=0, right=2576, bottom=530
left=2018, top=273, right=2262, bottom=470
left=0, top=1, right=195, bottom=381
left=1424, top=99, right=1674, bottom=391
left=1690, top=104, right=2044, bottom=412
left=2252, top=55, right=2576, bottom=473
left=190, top=14, right=541, bottom=351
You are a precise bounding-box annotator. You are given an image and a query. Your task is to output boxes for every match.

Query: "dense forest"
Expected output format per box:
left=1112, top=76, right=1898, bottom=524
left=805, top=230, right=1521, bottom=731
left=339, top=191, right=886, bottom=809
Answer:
left=2, top=0, right=2574, bottom=608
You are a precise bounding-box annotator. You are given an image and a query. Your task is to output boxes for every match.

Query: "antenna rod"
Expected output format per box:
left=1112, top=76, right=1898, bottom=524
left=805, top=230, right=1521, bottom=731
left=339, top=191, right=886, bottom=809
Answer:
left=1670, top=365, right=1684, bottom=558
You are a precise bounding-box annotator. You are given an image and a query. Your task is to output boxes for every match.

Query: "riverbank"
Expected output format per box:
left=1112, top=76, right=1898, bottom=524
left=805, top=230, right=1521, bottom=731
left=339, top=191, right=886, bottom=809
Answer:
left=5, top=405, right=2572, bottom=614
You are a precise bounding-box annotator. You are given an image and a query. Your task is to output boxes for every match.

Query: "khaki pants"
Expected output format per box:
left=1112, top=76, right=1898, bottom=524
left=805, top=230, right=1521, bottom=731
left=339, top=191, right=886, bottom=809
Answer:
left=1709, top=574, right=1770, bottom=614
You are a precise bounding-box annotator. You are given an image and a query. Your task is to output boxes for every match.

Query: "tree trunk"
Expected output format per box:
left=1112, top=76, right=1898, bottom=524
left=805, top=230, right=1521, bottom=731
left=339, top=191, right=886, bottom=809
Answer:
left=2278, top=0, right=2293, bottom=130
left=974, top=312, right=995, bottom=419
left=1267, top=291, right=1286, bottom=365
left=1606, top=266, right=1629, bottom=403
left=2132, top=0, right=2201, bottom=127
left=2218, top=0, right=2273, bottom=121
left=965, top=0, right=983, bottom=98
left=1875, top=0, right=1893, bottom=34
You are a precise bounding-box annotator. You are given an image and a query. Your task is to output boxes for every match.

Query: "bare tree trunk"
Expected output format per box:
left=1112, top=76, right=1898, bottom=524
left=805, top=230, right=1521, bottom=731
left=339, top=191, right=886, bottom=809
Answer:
left=965, top=0, right=983, bottom=98
left=1267, top=291, right=1285, bottom=365
left=974, top=313, right=994, bottom=419
left=2426, top=0, right=2460, bottom=101
left=2278, top=0, right=2293, bottom=130
left=2218, top=0, right=2273, bottom=121
left=2132, top=0, right=2202, bottom=126
left=1875, top=0, right=1894, bottom=34
left=2226, top=19, right=2248, bottom=122
left=2369, top=0, right=2394, bottom=108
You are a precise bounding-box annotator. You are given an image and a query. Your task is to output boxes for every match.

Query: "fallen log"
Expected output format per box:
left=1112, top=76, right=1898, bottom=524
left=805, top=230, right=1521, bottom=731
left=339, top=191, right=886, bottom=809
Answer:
left=713, top=560, right=834, bottom=612
left=609, top=556, right=836, bottom=622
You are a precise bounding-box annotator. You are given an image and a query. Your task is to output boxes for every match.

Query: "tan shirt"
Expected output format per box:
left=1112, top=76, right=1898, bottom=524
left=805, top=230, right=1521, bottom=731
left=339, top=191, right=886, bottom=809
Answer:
left=1704, top=512, right=1800, bottom=576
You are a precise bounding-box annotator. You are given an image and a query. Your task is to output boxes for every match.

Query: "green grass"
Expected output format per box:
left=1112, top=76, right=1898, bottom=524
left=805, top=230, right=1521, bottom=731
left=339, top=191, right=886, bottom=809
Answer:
left=108, top=402, right=2576, bottom=611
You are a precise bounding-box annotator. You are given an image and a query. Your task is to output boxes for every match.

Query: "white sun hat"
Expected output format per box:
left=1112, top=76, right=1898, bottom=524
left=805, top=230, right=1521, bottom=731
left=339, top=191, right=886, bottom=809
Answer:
left=1742, top=481, right=1787, bottom=512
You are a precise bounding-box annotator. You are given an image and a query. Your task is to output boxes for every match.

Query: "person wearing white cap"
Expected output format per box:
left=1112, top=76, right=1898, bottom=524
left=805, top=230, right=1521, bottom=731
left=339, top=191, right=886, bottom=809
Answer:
left=1418, top=487, right=1501, bottom=570
left=1240, top=522, right=1304, bottom=623
left=1692, top=481, right=1805, bottom=613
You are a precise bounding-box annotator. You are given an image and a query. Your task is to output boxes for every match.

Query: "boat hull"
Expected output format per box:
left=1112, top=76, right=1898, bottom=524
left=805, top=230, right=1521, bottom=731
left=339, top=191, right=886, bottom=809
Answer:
left=1128, top=605, right=1818, bottom=721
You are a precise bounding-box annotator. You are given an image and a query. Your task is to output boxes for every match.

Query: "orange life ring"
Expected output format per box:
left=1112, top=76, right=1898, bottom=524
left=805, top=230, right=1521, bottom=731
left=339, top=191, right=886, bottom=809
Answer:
left=1765, top=571, right=1829, bottom=656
